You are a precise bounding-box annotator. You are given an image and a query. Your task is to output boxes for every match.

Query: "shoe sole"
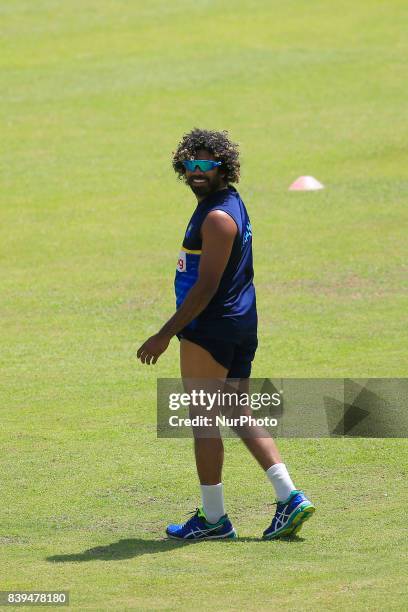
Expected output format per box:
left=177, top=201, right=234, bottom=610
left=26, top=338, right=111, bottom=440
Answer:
left=167, top=528, right=237, bottom=541
left=263, top=502, right=315, bottom=540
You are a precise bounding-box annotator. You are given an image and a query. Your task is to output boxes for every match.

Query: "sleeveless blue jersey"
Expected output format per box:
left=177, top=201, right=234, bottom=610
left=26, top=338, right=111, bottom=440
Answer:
left=174, top=186, right=257, bottom=335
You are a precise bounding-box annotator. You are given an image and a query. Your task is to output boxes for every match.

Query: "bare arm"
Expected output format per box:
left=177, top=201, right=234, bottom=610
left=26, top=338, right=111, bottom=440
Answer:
left=137, top=210, right=237, bottom=365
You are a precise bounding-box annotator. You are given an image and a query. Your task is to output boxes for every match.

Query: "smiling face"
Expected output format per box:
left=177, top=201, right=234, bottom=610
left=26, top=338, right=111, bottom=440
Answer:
left=185, top=148, right=228, bottom=201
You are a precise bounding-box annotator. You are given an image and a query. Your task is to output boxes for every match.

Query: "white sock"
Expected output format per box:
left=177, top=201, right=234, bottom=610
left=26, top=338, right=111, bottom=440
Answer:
left=200, top=483, right=225, bottom=523
left=266, top=463, right=296, bottom=502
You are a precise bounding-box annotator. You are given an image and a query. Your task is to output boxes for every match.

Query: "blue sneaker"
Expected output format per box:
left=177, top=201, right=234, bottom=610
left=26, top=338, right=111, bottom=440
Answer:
left=166, top=508, right=237, bottom=541
left=263, top=490, right=315, bottom=539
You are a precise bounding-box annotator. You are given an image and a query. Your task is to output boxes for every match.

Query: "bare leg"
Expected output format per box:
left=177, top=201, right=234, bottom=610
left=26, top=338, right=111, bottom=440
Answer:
left=240, top=426, right=282, bottom=470
left=225, top=378, right=282, bottom=470
left=180, top=339, right=228, bottom=485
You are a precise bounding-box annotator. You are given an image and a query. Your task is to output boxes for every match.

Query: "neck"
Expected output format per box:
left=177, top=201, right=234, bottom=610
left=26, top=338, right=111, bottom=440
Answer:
left=196, top=184, right=229, bottom=203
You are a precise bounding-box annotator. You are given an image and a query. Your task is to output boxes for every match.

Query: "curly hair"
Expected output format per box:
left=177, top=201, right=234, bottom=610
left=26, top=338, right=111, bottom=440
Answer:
left=172, top=128, right=240, bottom=184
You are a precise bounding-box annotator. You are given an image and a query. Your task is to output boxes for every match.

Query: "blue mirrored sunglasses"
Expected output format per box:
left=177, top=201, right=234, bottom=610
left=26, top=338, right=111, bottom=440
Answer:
left=182, top=159, right=222, bottom=172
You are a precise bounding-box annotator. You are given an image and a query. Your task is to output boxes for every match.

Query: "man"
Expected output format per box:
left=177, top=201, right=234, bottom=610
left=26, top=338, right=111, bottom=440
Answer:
left=137, top=128, right=315, bottom=540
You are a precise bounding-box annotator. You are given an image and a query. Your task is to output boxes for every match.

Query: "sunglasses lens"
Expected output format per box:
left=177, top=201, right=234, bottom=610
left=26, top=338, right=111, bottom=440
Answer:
left=183, top=160, right=220, bottom=172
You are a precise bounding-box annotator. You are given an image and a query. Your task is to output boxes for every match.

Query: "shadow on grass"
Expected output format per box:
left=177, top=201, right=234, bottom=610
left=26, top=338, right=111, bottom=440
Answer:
left=47, top=534, right=304, bottom=563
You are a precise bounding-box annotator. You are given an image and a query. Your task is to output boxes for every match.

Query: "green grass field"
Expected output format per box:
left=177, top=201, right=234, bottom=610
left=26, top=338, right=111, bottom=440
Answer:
left=1, top=0, right=407, bottom=609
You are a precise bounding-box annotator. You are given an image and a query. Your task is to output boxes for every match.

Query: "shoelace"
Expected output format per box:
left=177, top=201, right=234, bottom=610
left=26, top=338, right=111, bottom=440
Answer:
left=185, top=508, right=200, bottom=517
left=271, top=500, right=287, bottom=516
left=181, top=508, right=201, bottom=526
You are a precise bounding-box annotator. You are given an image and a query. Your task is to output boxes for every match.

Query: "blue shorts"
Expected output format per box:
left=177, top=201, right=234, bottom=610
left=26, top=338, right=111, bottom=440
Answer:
left=177, top=326, right=258, bottom=378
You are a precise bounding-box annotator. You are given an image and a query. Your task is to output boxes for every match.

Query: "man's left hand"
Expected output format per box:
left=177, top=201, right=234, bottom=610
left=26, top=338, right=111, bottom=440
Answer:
left=136, top=333, right=171, bottom=365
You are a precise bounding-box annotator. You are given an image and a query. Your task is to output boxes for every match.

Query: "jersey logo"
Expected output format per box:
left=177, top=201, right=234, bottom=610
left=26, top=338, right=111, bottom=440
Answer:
left=242, top=221, right=252, bottom=246
left=176, top=250, right=187, bottom=272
